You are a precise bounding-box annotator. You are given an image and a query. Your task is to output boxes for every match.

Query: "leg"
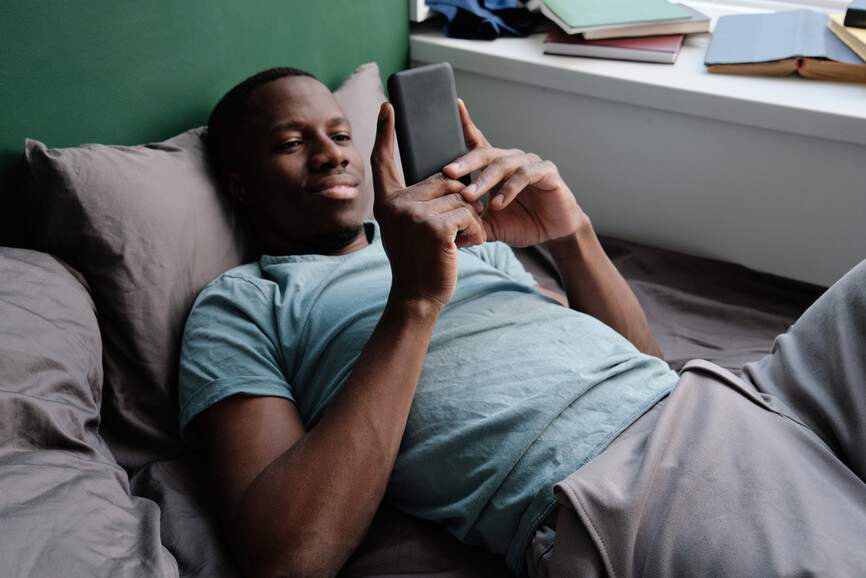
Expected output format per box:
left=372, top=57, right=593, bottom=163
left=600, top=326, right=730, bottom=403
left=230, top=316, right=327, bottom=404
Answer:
left=741, top=259, right=866, bottom=479
left=542, top=367, right=866, bottom=577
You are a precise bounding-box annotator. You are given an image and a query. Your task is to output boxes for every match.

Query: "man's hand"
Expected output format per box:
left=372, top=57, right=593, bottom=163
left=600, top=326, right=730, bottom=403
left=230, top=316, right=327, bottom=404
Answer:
left=371, top=101, right=486, bottom=307
left=372, top=98, right=661, bottom=356
left=443, top=100, right=587, bottom=248
left=440, top=101, right=662, bottom=356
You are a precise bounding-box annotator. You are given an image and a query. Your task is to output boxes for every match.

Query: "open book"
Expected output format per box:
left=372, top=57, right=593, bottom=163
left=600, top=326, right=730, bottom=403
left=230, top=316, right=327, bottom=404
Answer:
left=704, top=10, right=866, bottom=83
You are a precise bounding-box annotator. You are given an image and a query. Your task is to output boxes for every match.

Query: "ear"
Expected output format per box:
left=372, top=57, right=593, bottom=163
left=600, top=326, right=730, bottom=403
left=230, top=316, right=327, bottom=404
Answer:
left=225, top=170, right=251, bottom=207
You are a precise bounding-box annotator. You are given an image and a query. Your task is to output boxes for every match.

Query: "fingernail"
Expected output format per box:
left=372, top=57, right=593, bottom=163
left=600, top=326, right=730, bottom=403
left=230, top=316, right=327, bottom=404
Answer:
left=463, top=183, right=477, bottom=196
left=378, top=103, right=388, bottom=120
left=493, top=194, right=505, bottom=208
left=444, top=162, right=459, bottom=173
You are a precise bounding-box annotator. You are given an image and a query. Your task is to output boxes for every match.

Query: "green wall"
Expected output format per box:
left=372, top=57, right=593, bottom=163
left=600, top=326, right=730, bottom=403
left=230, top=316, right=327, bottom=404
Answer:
left=0, top=0, right=409, bottom=246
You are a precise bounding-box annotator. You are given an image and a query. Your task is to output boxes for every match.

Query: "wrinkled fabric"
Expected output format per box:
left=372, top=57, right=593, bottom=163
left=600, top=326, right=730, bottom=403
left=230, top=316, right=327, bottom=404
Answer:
left=2, top=235, right=826, bottom=577
left=532, top=361, right=866, bottom=576
left=0, top=248, right=178, bottom=577
left=179, top=222, right=676, bottom=573
left=426, top=0, right=535, bottom=39
left=526, top=260, right=866, bottom=576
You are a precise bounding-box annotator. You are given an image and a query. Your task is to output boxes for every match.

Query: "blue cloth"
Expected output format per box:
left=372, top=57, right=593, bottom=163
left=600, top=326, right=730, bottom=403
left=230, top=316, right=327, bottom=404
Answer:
left=426, top=0, right=534, bottom=39
left=179, top=222, right=677, bottom=572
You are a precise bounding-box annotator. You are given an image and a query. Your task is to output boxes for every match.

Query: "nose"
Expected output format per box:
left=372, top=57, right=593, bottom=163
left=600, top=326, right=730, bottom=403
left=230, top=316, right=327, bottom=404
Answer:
left=309, top=134, right=349, bottom=171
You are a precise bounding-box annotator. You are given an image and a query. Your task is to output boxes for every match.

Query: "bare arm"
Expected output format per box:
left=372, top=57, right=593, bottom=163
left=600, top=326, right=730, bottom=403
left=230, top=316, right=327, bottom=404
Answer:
left=197, top=296, right=442, bottom=577
left=543, top=219, right=662, bottom=357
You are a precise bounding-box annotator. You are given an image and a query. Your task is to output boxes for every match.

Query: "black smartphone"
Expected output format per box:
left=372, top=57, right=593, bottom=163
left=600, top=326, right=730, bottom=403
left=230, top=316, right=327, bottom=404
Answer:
left=387, top=62, right=472, bottom=188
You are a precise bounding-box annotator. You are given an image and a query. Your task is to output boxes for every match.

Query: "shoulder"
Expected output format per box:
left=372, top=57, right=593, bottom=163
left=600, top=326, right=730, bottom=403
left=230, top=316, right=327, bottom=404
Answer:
left=183, top=260, right=277, bottom=338
left=206, top=261, right=268, bottom=292
left=192, top=261, right=273, bottom=311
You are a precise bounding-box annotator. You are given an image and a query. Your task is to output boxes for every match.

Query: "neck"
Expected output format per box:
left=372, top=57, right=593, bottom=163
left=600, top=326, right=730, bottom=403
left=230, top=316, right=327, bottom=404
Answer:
left=258, top=223, right=370, bottom=257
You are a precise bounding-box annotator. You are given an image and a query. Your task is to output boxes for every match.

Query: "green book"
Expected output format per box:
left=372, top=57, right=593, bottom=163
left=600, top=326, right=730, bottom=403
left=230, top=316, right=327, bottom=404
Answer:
left=540, top=0, right=690, bottom=29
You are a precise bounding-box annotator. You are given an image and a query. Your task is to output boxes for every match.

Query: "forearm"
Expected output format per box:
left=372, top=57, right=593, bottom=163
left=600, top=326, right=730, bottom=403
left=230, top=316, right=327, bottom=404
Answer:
left=545, top=214, right=662, bottom=357
left=231, top=296, right=442, bottom=577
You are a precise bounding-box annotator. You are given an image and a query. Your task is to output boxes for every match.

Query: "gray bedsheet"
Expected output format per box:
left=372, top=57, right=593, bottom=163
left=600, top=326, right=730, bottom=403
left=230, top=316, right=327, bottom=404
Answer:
left=0, top=240, right=824, bottom=577
left=517, top=237, right=824, bottom=373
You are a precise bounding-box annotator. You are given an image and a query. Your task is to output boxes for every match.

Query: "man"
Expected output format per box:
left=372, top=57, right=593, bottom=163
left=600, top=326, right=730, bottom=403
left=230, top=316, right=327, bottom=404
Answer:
left=179, top=67, right=866, bottom=577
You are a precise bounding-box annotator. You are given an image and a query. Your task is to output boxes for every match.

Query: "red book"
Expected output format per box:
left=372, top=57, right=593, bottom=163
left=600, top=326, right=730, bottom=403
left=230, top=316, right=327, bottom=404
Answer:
left=543, top=29, right=685, bottom=64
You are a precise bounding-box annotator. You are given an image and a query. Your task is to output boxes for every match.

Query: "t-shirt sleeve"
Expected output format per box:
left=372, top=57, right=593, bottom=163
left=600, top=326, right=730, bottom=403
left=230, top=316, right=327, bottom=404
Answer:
left=178, top=271, right=294, bottom=447
left=465, top=241, right=538, bottom=287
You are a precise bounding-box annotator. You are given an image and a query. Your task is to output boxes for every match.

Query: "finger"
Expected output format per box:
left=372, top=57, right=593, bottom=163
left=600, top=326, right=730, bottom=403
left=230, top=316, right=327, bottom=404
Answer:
left=439, top=204, right=486, bottom=248
left=457, top=150, right=537, bottom=203
left=416, top=189, right=482, bottom=216
left=412, top=188, right=485, bottom=244
left=457, top=99, right=490, bottom=149
left=489, top=159, right=560, bottom=210
left=402, top=172, right=467, bottom=204
left=393, top=185, right=481, bottom=237
left=442, top=100, right=492, bottom=182
left=371, top=102, right=403, bottom=202
left=443, top=144, right=515, bottom=186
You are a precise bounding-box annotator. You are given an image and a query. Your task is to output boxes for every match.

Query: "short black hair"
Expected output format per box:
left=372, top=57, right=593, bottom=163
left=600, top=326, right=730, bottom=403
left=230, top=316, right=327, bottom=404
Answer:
left=207, top=67, right=316, bottom=172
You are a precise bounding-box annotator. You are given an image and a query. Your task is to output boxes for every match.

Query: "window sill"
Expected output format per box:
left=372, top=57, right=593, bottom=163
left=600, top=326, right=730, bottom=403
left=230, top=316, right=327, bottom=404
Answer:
left=408, top=2, right=866, bottom=287
left=409, top=1, right=866, bottom=148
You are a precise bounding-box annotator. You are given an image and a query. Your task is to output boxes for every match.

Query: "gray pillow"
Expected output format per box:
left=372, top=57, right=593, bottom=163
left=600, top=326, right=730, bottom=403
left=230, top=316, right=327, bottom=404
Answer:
left=334, top=61, right=404, bottom=218
left=24, top=62, right=395, bottom=471
left=0, top=248, right=177, bottom=576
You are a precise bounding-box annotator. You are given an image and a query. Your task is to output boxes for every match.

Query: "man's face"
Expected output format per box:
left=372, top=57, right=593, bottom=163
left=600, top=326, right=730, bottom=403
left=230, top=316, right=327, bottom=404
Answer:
left=230, top=75, right=367, bottom=255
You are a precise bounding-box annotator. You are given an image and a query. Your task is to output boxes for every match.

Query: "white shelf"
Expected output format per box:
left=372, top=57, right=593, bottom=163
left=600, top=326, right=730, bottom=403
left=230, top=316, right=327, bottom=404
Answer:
left=410, top=3, right=866, bottom=147
left=410, top=0, right=434, bottom=22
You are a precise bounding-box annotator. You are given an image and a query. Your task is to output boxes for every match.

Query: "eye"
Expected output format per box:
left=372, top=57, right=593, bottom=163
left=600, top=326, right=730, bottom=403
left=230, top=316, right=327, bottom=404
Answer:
left=333, top=133, right=352, bottom=143
left=276, top=139, right=303, bottom=151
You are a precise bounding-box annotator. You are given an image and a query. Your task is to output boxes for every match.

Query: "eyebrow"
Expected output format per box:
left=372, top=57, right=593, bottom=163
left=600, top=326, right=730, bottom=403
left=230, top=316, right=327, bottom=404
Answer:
left=269, top=116, right=350, bottom=135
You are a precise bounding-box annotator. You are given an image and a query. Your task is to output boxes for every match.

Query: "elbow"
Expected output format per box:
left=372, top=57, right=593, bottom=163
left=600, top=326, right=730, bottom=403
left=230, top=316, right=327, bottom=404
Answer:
left=640, top=334, right=664, bottom=360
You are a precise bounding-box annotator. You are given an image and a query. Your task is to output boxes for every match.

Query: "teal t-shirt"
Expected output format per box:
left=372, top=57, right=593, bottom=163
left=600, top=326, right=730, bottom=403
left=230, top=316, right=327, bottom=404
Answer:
left=179, top=222, right=677, bottom=571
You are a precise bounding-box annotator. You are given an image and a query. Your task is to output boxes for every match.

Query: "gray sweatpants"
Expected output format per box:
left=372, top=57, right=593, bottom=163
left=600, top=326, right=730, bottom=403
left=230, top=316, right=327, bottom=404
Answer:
left=527, top=259, right=866, bottom=577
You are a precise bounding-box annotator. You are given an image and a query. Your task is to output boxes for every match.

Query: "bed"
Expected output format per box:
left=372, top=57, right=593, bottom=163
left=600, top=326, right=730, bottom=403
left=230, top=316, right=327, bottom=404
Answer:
left=0, top=2, right=825, bottom=576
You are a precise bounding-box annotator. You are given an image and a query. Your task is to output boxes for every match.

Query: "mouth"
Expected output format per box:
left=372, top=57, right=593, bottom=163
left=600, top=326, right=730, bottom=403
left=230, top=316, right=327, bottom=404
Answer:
left=310, top=175, right=361, bottom=200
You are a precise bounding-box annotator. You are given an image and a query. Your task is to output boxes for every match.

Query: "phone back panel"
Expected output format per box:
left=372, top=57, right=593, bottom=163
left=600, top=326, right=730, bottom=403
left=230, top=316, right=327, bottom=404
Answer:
left=388, top=62, right=467, bottom=186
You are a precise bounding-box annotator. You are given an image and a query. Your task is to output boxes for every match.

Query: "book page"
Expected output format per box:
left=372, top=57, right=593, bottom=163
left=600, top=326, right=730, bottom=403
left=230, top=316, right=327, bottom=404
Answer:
left=707, top=60, right=798, bottom=77
left=799, top=58, right=866, bottom=82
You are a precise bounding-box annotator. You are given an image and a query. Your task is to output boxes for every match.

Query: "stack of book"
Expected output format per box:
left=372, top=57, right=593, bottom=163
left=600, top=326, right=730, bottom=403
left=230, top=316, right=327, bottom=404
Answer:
left=536, top=0, right=710, bottom=64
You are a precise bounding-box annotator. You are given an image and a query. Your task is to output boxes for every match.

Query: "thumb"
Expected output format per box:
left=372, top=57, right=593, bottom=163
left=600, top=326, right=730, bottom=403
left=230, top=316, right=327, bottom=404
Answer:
left=371, top=102, right=402, bottom=202
left=458, top=98, right=490, bottom=149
